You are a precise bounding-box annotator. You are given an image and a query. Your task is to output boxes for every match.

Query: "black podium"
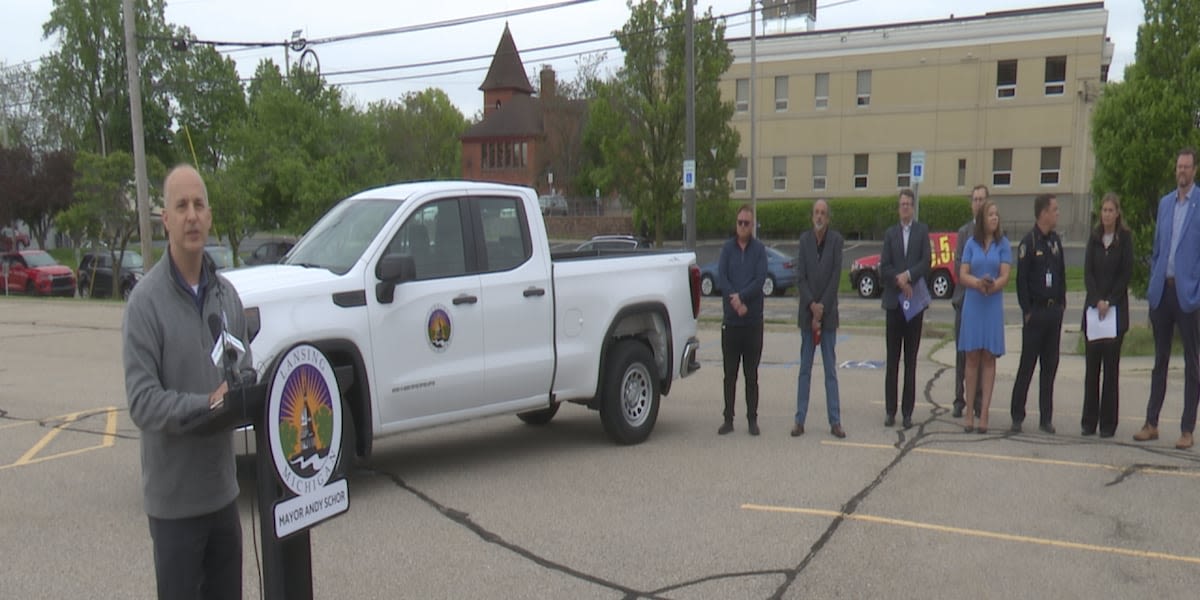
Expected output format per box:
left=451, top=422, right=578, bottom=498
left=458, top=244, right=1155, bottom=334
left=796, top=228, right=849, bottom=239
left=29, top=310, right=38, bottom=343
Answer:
left=183, top=380, right=317, bottom=600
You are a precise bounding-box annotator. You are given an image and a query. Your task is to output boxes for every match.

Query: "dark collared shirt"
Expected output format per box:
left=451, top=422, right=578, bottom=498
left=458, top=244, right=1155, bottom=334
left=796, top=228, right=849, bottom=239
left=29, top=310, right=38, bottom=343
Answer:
left=1016, top=226, right=1066, bottom=313
left=166, top=248, right=211, bottom=314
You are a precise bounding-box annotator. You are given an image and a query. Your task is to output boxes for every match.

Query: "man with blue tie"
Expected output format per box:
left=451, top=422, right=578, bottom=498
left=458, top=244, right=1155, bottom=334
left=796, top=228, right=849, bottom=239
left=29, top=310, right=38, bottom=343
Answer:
left=1134, top=147, right=1200, bottom=450
left=880, top=189, right=931, bottom=429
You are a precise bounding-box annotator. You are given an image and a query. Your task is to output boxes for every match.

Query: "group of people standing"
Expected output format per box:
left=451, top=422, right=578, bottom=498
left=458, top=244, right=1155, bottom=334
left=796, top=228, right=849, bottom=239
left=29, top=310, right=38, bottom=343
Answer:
left=717, top=147, right=1200, bottom=452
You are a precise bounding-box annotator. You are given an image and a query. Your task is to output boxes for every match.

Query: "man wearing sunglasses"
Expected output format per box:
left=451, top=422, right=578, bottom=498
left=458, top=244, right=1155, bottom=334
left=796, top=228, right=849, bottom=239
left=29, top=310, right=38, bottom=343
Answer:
left=717, top=205, right=769, bottom=436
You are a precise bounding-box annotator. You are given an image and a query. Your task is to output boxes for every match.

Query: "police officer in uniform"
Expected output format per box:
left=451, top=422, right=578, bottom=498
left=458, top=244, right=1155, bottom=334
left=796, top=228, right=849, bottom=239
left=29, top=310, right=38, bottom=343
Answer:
left=1011, top=193, right=1067, bottom=433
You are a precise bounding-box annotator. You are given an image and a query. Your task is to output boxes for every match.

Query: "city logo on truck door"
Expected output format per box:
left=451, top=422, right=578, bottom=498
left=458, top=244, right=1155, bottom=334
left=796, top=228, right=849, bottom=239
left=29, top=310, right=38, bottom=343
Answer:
left=427, top=304, right=452, bottom=352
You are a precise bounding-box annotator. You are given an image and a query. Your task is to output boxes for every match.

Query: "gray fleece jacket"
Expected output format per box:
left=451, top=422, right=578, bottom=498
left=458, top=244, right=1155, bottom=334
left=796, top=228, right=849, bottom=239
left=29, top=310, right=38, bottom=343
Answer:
left=123, top=251, right=251, bottom=519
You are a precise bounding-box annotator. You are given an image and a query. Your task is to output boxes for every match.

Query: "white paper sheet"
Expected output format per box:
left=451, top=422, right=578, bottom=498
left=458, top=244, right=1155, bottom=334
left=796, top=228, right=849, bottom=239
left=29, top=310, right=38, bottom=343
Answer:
left=1086, top=306, right=1117, bottom=341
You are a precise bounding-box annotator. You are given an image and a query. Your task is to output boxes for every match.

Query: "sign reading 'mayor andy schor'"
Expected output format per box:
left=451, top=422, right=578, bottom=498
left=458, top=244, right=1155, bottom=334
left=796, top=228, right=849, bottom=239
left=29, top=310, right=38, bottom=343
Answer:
left=268, top=344, right=349, bottom=538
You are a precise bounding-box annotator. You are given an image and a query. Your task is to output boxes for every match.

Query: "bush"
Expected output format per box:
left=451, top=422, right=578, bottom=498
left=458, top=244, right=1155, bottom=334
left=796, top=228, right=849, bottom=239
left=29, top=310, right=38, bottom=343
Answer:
left=695, top=195, right=972, bottom=240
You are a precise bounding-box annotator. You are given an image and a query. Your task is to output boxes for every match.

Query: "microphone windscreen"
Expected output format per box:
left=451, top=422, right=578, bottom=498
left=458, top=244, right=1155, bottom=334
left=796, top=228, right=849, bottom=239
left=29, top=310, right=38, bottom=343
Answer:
left=208, top=313, right=223, bottom=344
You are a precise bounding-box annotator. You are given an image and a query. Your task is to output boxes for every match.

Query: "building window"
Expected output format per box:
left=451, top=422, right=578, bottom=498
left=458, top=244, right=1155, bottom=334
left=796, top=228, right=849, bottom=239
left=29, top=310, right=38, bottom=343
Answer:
left=997, top=59, right=1017, bottom=98
left=736, top=78, right=749, bottom=112
left=993, top=149, right=1013, bottom=186
left=1044, top=56, right=1066, bottom=95
left=734, top=157, right=748, bottom=191
left=812, top=155, right=827, bottom=190
left=957, top=158, right=967, bottom=187
left=856, top=70, right=871, bottom=107
left=896, top=152, right=911, bottom=188
left=774, top=76, right=789, bottom=111
left=481, top=141, right=528, bottom=170
left=814, top=72, right=829, bottom=109
left=854, top=153, right=869, bottom=189
left=1040, top=147, right=1061, bottom=185
left=772, top=156, right=787, bottom=191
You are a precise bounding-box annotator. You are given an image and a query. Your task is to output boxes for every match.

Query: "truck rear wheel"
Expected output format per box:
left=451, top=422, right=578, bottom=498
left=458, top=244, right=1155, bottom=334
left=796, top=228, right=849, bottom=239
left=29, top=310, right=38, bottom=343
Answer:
left=600, top=340, right=660, bottom=445
left=517, top=403, right=560, bottom=425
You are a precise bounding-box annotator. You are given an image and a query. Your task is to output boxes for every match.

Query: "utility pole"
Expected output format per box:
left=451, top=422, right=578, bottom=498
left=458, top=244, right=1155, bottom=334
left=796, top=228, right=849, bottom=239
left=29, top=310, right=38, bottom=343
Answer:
left=749, top=0, right=758, bottom=228
left=684, top=0, right=696, bottom=250
left=122, top=0, right=154, bottom=269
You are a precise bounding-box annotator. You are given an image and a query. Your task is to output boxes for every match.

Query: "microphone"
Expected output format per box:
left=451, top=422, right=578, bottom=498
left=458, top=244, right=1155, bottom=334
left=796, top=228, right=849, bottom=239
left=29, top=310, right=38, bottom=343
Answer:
left=208, top=313, right=238, bottom=388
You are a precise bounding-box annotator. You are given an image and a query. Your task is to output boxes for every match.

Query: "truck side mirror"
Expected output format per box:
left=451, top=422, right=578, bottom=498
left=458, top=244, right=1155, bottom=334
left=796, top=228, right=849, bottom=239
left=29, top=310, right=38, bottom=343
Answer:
left=375, top=254, right=417, bottom=304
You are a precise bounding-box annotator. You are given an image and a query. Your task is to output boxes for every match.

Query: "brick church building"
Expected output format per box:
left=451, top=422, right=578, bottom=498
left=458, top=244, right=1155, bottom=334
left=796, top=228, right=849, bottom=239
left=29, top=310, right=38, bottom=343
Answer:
left=460, top=25, right=585, bottom=196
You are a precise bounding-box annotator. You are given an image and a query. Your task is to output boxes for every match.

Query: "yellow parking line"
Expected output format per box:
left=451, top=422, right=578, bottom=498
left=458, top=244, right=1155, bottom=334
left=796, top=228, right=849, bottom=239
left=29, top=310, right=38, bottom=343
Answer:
left=0, top=420, right=36, bottom=431
left=820, top=441, right=1200, bottom=479
left=3, top=408, right=118, bottom=471
left=742, top=504, right=1200, bottom=566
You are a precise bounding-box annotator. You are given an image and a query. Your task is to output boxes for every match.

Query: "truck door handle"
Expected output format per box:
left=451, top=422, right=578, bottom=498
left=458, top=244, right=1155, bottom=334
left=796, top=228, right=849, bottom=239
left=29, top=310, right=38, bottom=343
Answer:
left=523, top=287, right=546, bottom=297
left=452, top=294, right=478, bottom=305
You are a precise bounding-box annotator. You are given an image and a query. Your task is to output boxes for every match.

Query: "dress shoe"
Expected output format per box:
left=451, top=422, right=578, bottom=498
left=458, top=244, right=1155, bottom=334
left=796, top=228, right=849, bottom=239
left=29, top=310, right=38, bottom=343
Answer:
left=1010, top=421, right=1023, bottom=433
left=748, top=421, right=760, bottom=436
left=1039, top=423, right=1056, bottom=434
left=1099, top=430, right=1115, bottom=439
left=1177, top=432, right=1194, bottom=450
left=791, top=424, right=805, bottom=437
left=718, top=421, right=734, bottom=435
left=884, top=415, right=896, bottom=427
left=1081, top=427, right=1096, bottom=436
left=963, top=425, right=974, bottom=433
left=975, top=427, right=988, bottom=434
left=952, top=403, right=964, bottom=418
left=831, top=424, right=846, bottom=438
left=902, top=417, right=913, bottom=429
left=1132, top=424, right=1158, bottom=442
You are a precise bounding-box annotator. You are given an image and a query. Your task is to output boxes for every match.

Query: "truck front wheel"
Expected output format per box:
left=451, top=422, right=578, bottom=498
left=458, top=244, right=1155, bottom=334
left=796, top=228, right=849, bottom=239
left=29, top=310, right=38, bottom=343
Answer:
left=600, top=340, right=660, bottom=445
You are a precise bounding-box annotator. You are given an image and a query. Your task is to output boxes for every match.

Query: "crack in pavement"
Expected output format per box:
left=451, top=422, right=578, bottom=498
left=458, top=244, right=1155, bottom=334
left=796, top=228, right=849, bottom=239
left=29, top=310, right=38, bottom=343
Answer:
left=358, top=362, right=1200, bottom=599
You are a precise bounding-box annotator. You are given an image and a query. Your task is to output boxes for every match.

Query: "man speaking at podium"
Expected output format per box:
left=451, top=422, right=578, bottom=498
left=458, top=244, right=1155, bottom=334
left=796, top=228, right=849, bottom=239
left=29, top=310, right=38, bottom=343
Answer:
left=123, top=164, right=253, bottom=599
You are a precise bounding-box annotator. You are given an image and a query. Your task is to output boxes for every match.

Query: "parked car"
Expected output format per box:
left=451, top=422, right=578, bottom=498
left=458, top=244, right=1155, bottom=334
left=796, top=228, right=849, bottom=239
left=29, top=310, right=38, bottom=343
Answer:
left=538, top=194, right=569, bottom=216
left=204, top=245, right=236, bottom=271
left=698, top=245, right=797, bottom=297
left=0, top=226, right=30, bottom=251
left=849, top=231, right=958, bottom=299
left=574, top=234, right=654, bottom=252
left=78, top=250, right=144, bottom=299
left=244, top=240, right=295, bottom=266
left=0, top=250, right=76, bottom=297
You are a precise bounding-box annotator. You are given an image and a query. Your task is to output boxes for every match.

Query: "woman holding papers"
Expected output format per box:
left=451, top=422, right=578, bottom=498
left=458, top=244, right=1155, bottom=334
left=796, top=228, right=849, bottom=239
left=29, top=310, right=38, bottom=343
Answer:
left=1081, top=193, right=1132, bottom=438
left=957, top=200, right=1012, bottom=433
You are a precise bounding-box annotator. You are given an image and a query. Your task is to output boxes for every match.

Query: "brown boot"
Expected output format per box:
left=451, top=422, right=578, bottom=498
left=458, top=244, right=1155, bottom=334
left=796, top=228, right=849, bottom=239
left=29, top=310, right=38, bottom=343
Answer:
left=1176, top=432, right=1194, bottom=450
left=1132, top=424, right=1158, bottom=442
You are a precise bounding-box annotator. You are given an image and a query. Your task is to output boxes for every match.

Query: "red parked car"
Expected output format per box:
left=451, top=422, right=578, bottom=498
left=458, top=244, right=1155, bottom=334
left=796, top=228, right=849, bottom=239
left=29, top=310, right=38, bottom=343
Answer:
left=1, top=250, right=77, bottom=297
left=849, top=232, right=958, bottom=299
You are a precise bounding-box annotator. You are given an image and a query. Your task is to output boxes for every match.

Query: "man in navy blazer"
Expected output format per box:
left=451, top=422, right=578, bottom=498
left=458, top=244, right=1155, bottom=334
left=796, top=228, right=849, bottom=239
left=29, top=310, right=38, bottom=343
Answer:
left=1134, top=147, right=1200, bottom=450
left=880, top=189, right=931, bottom=429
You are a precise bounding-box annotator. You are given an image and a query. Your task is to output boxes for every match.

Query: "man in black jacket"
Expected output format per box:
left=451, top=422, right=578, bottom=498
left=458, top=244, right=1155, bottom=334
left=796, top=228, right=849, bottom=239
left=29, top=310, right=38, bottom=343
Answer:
left=1011, top=193, right=1067, bottom=434
left=793, top=199, right=845, bottom=438
left=880, top=189, right=931, bottom=429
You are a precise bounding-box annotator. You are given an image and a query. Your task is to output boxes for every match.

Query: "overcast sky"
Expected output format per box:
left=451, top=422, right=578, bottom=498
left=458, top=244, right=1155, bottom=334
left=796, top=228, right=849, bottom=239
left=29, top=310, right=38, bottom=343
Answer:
left=2, top=0, right=1142, bottom=118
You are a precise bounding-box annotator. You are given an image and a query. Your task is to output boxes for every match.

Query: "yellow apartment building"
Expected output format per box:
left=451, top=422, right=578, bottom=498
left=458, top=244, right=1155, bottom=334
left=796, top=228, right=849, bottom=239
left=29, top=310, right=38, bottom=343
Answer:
left=723, top=1, right=1113, bottom=238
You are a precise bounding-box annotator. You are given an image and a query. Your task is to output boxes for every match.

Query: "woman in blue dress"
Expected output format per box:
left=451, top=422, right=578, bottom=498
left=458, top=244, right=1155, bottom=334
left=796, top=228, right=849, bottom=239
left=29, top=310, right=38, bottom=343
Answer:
left=957, top=200, right=1011, bottom=433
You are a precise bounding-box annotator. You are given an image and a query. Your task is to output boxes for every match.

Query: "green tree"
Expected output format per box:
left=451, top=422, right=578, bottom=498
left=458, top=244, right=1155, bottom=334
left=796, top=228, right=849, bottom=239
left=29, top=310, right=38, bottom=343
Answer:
left=0, top=62, right=48, bottom=149
left=1092, top=0, right=1200, bottom=296
left=37, top=0, right=177, bottom=163
left=167, top=40, right=247, bottom=171
left=229, top=60, right=387, bottom=233
left=581, top=0, right=739, bottom=245
left=22, top=149, right=77, bottom=248
left=369, top=88, right=468, bottom=181
left=58, top=151, right=152, bottom=296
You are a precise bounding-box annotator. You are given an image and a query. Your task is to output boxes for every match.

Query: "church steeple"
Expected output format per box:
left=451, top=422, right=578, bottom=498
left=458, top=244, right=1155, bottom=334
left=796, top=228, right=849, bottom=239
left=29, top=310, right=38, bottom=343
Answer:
left=479, top=23, right=535, bottom=96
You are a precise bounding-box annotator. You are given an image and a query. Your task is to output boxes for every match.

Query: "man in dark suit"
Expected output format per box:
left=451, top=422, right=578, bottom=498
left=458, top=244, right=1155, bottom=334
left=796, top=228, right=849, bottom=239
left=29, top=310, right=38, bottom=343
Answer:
left=793, top=199, right=845, bottom=438
left=1134, top=147, right=1200, bottom=450
left=952, top=185, right=988, bottom=419
left=880, top=189, right=931, bottom=429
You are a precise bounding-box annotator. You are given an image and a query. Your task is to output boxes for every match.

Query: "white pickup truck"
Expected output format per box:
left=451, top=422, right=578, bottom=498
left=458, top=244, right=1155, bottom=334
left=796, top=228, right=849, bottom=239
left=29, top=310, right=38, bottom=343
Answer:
left=224, top=181, right=701, bottom=461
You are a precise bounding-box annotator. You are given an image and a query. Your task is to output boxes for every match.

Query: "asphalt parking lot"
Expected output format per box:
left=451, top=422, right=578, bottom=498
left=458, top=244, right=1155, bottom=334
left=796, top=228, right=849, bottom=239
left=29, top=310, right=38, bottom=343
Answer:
left=2, top=297, right=1198, bottom=599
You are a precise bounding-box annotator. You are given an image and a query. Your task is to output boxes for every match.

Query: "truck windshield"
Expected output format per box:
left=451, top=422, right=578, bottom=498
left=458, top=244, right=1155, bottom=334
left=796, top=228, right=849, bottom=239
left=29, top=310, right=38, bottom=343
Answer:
left=285, top=198, right=403, bottom=275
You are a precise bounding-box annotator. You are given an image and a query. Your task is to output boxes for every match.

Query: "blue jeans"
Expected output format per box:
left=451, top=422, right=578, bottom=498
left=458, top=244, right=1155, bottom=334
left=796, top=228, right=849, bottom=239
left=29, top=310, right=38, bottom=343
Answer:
left=796, top=327, right=841, bottom=425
